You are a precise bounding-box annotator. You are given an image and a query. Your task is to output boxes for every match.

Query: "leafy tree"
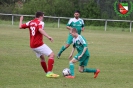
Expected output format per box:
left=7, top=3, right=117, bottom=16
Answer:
left=0, top=0, right=132, bottom=27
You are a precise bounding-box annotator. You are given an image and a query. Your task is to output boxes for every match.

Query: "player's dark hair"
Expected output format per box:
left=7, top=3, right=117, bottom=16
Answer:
left=72, top=28, right=77, bottom=33
left=35, top=11, right=44, bottom=18
left=74, top=10, right=80, bottom=14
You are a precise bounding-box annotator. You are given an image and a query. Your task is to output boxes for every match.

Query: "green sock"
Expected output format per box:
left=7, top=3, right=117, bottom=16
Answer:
left=58, top=46, right=66, bottom=55
left=69, top=63, right=74, bottom=76
left=83, top=68, right=96, bottom=73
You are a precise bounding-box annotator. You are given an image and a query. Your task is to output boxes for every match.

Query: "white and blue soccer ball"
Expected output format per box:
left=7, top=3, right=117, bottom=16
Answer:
left=62, top=68, right=71, bottom=76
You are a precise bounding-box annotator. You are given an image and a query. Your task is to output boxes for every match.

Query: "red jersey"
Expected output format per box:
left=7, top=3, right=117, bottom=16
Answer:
left=21, top=18, right=44, bottom=48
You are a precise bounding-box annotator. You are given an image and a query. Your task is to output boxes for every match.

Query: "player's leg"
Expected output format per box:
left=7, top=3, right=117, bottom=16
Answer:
left=47, top=52, right=54, bottom=72
left=57, top=34, right=73, bottom=59
left=65, top=58, right=78, bottom=79
left=57, top=44, right=70, bottom=58
left=66, top=54, right=80, bottom=78
left=33, top=44, right=59, bottom=77
left=32, top=48, right=48, bottom=73
left=83, top=67, right=100, bottom=78
left=46, top=52, right=59, bottom=77
left=78, top=66, right=84, bottom=73
left=78, top=66, right=100, bottom=78
left=40, top=44, right=59, bottom=77
left=80, top=56, right=100, bottom=78
left=40, top=55, right=48, bottom=73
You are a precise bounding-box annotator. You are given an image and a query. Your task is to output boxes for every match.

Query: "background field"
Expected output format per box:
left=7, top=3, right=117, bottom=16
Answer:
left=0, top=22, right=133, bottom=88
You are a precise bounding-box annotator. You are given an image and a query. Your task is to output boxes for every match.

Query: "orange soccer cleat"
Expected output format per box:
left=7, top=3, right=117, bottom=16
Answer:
left=65, top=75, right=75, bottom=79
left=94, top=69, right=100, bottom=78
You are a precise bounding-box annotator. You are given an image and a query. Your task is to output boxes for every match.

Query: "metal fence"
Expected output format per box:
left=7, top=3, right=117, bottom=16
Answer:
left=0, top=13, right=132, bottom=32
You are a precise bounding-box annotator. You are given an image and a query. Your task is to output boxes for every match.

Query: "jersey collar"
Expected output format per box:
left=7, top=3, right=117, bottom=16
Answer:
left=74, top=17, right=80, bottom=20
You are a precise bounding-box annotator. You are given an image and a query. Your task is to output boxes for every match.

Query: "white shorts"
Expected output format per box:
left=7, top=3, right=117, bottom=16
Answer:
left=32, top=44, right=53, bottom=58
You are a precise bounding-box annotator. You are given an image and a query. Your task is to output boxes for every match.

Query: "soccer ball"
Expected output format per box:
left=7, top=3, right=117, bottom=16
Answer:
left=62, top=68, right=71, bottom=76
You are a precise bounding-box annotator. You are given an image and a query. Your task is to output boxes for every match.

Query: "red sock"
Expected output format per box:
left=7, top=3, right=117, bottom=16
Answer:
left=41, top=60, right=47, bottom=73
left=48, top=59, right=54, bottom=72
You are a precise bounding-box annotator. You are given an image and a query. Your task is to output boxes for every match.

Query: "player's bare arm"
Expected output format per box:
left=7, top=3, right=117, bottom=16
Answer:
left=39, top=29, right=53, bottom=42
left=66, top=26, right=73, bottom=30
left=78, top=47, right=87, bottom=60
left=19, top=16, right=23, bottom=29
left=69, top=47, right=75, bottom=60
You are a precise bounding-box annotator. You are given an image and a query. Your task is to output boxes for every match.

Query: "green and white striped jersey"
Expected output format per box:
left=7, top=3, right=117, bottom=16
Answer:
left=73, top=35, right=89, bottom=56
left=67, top=18, right=84, bottom=34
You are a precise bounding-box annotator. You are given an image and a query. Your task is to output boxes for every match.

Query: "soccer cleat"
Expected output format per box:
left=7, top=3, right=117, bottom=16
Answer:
left=65, top=75, right=75, bottom=79
left=94, top=69, right=100, bottom=78
left=57, top=53, right=61, bottom=59
left=46, top=72, right=59, bottom=78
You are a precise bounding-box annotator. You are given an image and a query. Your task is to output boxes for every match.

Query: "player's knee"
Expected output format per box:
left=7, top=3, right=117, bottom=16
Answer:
left=49, top=52, right=55, bottom=59
left=65, top=44, right=70, bottom=48
left=69, top=61, right=72, bottom=64
left=40, top=55, right=45, bottom=60
left=69, top=58, right=77, bottom=64
left=69, top=60, right=74, bottom=64
left=79, top=69, right=83, bottom=73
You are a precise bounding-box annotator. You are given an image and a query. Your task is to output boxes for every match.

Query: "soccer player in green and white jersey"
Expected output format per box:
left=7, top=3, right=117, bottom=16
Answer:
left=65, top=28, right=100, bottom=79
left=57, top=10, right=84, bottom=58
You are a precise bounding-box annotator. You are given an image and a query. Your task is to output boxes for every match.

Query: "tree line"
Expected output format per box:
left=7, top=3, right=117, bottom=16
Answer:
left=0, top=0, right=133, bottom=27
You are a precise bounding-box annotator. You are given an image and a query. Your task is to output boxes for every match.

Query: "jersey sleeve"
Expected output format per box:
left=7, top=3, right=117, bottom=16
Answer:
left=21, top=21, right=30, bottom=29
left=38, top=21, right=44, bottom=30
left=79, top=35, right=87, bottom=47
left=67, top=19, right=72, bottom=26
left=81, top=19, right=85, bottom=27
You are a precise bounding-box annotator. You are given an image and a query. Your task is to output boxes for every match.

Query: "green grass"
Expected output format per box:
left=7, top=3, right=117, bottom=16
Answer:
left=0, top=22, right=133, bottom=88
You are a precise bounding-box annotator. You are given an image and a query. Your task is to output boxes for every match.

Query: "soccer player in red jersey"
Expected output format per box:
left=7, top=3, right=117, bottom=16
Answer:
left=19, top=11, right=59, bottom=78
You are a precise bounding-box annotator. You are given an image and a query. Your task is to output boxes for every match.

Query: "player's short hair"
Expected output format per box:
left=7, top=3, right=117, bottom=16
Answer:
left=74, top=10, right=80, bottom=14
left=72, top=28, right=77, bottom=33
left=35, top=11, right=44, bottom=18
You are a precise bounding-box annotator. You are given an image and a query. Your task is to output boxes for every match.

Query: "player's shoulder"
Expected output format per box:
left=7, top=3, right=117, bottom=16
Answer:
left=79, top=18, right=84, bottom=21
left=78, top=35, right=86, bottom=41
left=72, top=37, right=76, bottom=43
left=25, top=21, right=31, bottom=26
left=69, top=18, right=75, bottom=21
left=33, top=19, right=44, bottom=24
left=68, top=18, right=75, bottom=23
left=39, top=21, right=44, bottom=25
left=78, top=35, right=87, bottom=44
left=72, top=37, right=75, bottom=41
left=37, top=20, right=44, bottom=24
left=78, top=35, right=83, bottom=38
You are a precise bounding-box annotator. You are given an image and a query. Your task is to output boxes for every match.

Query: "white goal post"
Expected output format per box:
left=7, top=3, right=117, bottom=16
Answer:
left=0, top=13, right=132, bottom=32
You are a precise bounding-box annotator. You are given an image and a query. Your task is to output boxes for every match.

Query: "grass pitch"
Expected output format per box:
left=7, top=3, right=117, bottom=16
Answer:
left=0, top=23, right=133, bottom=88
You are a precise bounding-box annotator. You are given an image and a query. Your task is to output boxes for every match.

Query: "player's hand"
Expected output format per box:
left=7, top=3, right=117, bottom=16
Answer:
left=48, top=37, right=53, bottom=42
left=78, top=55, right=82, bottom=60
left=20, top=16, right=23, bottom=21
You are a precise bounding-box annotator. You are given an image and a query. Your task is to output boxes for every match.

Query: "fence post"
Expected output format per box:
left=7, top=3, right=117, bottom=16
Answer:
left=130, top=21, right=132, bottom=32
left=58, top=18, right=60, bottom=28
left=105, top=20, right=107, bottom=31
left=12, top=15, right=14, bottom=25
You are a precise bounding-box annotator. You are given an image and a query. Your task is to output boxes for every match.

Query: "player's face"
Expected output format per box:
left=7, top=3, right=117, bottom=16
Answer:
left=70, top=31, right=76, bottom=37
left=40, top=15, right=44, bottom=21
left=74, top=13, right=80, bottom=19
